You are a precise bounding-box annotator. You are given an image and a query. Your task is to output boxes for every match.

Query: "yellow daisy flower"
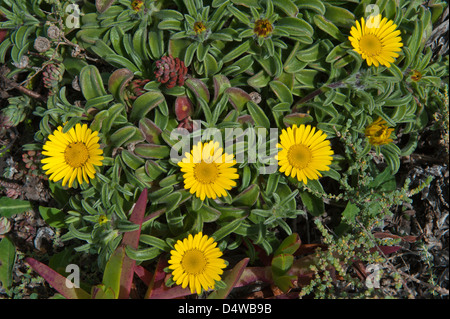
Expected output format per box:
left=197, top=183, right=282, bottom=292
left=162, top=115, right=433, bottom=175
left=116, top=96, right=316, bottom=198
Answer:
left=178, top=140, right=239, bottom=201
left=348, top=14, right=403, bottom=67
left=277, top=124, right=334, bottom=184
left=41, top=123, right=104, bottom=188
left=364, top=117, right=395, bottom=146
left=168, top=232, right=227, bottom=295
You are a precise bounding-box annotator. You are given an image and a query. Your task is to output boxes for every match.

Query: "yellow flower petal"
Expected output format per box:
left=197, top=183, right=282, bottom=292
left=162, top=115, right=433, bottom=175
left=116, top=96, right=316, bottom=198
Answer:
left=277, top=124, right=333, bottom=184
left=349, top=15, right=403, bottom=68
left=40, top=123, right=103, bottom=188
left=168, top=233, right=226, bottom=295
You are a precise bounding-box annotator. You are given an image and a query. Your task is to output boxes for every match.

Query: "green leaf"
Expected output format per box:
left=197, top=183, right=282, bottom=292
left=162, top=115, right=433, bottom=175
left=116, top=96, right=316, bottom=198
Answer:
left=204, top=53, right=219, bottom=77
left=222, top=40, right=251, bottom=63
left=63, top=57, right=89, bottom=76
left=299, top=189, right=324, bottom=217
left=84, top=94, right=114, bottom=111
left=121, top=150, right=145, bottom=170
left=341, top=201, right=360, bottom=223
left=91, top=284, right=116, bottom=299
left=125, top=246, right=161, bottom=262
left=283, top=113, right=313, bottom=126
left=134, top=143, right=170, bottom=159
left=196, top=42, right=209, bottom=62
left=158, top=19, right=182, bottom=31
left=276, top=17, right=313, bottom=37
left=380, top=143, right=401, bottom=174
left=159, top=174, right=180, bottom=188
left=101, top=103, right=126, bottom=133
left=139, top=235, right=170, bottom=251
left=79, top=65, right=107, bottom=100
left=406, top=20, right=423, bottom=58
left=154, top=9, right=184, bottom=20
left=284, top=57, right=307, bottom=74
left=108, top=68, right=134, bottom=103
left=212, top=218, right=244, bottom=241
left=313, top=15, right=346, bottom=42
left=295, top=0, right=326, bottom=15
left=387, top=63, right=403, bottom=80
left=184, top=0, right=198, bottom=17
left=296, top=42, right=323, bottom=63
left=269, top=80, right=293, bottom=105
left=185, top=77, right=210, bottom=103
left=183, top=42, right=198, bottom=67
left=161, top=192, right=184, bottom=213
left=227, top=87, right=251, bottom=112
left=230, top=0, right=259, bottom=7
left=197, top=204, right=221, bottom=223
left=139, top=118, right=162, bottom=144
left=273, top=274, right=296, bottom=292
left=0, top=197, right=33, bottom=217
left=129, top=91, right=165, bottom=122
left=232, top=184, right=260, bottom=206
left=227, top=5, right=251, bottom=25
left=247, top=70, right=271, bottom=89
left=0, top=237, right=16, bottom=292
left=0, top=38, right=12, bottom=64
left=91, top=39, right=117, bottom=59
left=148, top=29, right=164, bottom=59
left=265, top=173, right=280, bottom=195
left=104, top=54, right=139, bottom=73
left=323, top=4, right=355, bottom=27
left=213, top=74, right=231, bottom=102
left=101, top=246, right=125, bottom=299
left=247, top=101, right=270, bottom=128
left=109, top=126, right=139, bottom=148
left=273, top=0, right=298, bottom=17
left=39, top=206, right=66, bottom=229
left=273, top=233, right=301, bottom=256
left=272, top=253, right=294, bottom=276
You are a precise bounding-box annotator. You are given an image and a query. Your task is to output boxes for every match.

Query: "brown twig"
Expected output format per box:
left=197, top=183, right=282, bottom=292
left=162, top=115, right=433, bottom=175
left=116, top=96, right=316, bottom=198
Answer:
left=293, top=81, right=345, bottom=112
left=0, top=72, right=47, bottom=102
left=394, top=268, right=449, bottom=296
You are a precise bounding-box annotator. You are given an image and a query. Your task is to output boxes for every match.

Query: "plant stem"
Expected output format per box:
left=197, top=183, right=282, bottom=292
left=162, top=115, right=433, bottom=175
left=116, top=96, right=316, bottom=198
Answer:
left=293, top=81, right=344, bottom=112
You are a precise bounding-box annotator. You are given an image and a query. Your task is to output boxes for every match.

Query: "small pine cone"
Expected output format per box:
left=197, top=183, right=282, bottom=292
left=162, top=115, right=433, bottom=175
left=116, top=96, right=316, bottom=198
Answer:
left=42, top=63, right=64, bottom=90
left=154, top=55, right=188, bottom=89
left=34, top=36, right=51, bottom=53
left=46, top=25, right=61, bottom=40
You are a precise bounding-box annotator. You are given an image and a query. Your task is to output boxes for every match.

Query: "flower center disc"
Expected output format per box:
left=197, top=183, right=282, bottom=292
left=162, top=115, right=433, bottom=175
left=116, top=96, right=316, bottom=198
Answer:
left=194, top=161, right=219, bottom=184
left=182, top=249, right=207, bottom=274
left=194, top=21, right=206, bottom=34
left=64, top=142, right=89, bottom=168
left=254, top=19, right=273, bottom=37
left=288, top=144, right=312, bottom=169
left=411, top=70, right=422, bottom=81
left=359, top=34, right=382, bottom=56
